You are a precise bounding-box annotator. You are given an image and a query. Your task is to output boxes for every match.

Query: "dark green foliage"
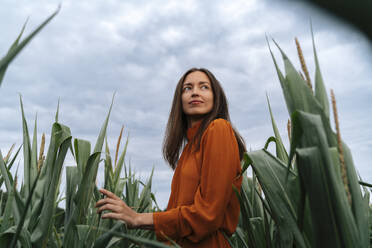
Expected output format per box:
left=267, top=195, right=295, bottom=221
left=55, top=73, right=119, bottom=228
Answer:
left=233, top=33, right=370, bottom=247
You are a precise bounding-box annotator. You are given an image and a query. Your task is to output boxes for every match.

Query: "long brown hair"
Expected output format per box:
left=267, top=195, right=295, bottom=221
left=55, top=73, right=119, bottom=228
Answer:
left=162, top=68, right=246, bottom=169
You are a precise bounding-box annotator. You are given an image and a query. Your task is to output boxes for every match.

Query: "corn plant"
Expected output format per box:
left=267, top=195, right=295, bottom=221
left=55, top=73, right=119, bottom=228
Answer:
left=0, top=8, right=170, bottom=247
left=0, top=95, right=172, bottom=247
left=230, top=29, right=371, bottom=248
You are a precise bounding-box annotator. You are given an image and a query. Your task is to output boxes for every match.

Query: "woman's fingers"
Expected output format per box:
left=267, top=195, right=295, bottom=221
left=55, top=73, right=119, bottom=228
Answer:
left=99, top=188, right=120, bottom=200
left=101, top=212, right=122, bottom=221
left=97, top=203, right=122, bottom=214
left=95, top=188, right=139, bottom=227
left=95, top=194, right=131, bottom=215
left=95, top=196, right=117, bottom=208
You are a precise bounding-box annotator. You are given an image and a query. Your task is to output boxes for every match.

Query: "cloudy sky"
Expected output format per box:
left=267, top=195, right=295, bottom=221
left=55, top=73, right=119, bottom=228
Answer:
left=1, top=0, right=371, bottom=208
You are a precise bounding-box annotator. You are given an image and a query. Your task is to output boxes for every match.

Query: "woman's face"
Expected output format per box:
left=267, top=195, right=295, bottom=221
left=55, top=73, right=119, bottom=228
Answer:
left=181, top=71, right=214, bottom=124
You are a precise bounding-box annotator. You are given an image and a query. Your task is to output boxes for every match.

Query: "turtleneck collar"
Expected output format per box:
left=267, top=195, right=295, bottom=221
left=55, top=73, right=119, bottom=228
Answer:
left=186, top=120, right=202, bottom=141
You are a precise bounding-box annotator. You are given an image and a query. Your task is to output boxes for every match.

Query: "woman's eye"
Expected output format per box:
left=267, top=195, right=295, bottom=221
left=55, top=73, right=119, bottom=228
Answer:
left=183, top=87, right=191, bottom=91
left=201, top=85, right=209, bottom=90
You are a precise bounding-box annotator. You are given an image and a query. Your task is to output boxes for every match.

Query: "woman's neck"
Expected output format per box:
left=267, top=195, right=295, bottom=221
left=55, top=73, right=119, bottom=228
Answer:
left=188, top=116, right=204, bottom=128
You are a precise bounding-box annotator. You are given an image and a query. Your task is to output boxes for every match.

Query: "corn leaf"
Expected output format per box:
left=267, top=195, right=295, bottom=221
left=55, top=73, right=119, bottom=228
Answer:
left=1, top=187, right=15, bottom=233
left=0, top=20, right=27, bottom=86
left=0, top=6, right=59, bottom=86
left=246, top=150, right=306, bottom=248
left=266, top=94, right=289, bottom=164
left=311, top=24, right=330, bottom=120
left=137, top=167, right=154, bottom=213
left=291, top=110, right=361, bottom=247
left=342, top=142, right=369, bottom=246
left=113, top=136, right=129, bottom=194
left=19, top=96, right=32, bottom=198
left=271, top=40, right=337, bottom=148
left=65, top=166, right=79, bottom=225
left=10, top=170, right=40, bottom=248
left=29, top=116, right=38, bottom=205
left=266, top=36, right=294, bottom=114
left=93, top=222, right=172, bottom=248
left=0, top=151, right=13, bottom=193
left=31, top=123, right=72, bottom=245
left=74, top=139, right=91, bottom=179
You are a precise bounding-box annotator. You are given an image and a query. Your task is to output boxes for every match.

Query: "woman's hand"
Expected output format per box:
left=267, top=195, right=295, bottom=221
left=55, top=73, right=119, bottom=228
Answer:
left=95, top=188, right=139, bottom=228
left=95, top=188, right=154, bottom=229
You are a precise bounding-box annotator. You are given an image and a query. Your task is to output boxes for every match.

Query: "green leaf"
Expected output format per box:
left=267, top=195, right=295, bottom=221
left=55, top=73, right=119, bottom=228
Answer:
left=65, top=166, right=79, bottom=224
left=74, top=139, right=91, bottom=179
left=311, top=24, right=330, bottom=119
left=292, top=110, right=361, bottom=247
left=104, top=138, right=114, bottom=192
left=10, top=170, right=40, bottom=248
left=31, top=123, right=72, bottom=245
left=29, top=114, right=38, bottom=208
left=0, top=226, right=32, bottom=248
left=113, top=136, right=129, bottom=193
left=234, top=227, right=249, bottom=248
left=0, top=151, right=13, bottom=193
left=0, top=19, right=27, bottom=86
left=266, top=36, right=294, bottom=114
left=93, top=222, right=123, bottom=248
left=263, top=136, right=276, bottom=150
left=19, top=95, right=32, bottom=198
left=93, top=94, right=114, bottom=154
left=0, top=6, right=60, bottom=86
left=74, top=152, right=101, bottom=223
left=55, top=98, right=60, bottom=123
left=359, top=181, right=372, bottom=188
left=93, top=222, right=173, bottom=248
left=234, top=178, right=264, bottom=248
left=0, top=151, right=21, bottom=226
left=266, top=94, right=288, bottom=164
left=342, top=142, right=369, bottom=246
left=137, top=167, right=154, bottom=213
left=296, top=147, right=342, bottom=247
left=246, top=150, right=306, bottom=248
left=271, top=38, right=337, bottom=148
left=0, top=145, right=22, bottom=189
left=1, top=186, right=15, bottom=232
left=76, top=225, right=94, bottom=247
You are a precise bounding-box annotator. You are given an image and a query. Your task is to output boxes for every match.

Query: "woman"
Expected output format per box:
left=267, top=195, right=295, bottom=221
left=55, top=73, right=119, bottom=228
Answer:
left=96, top=68, right=246, bottom=247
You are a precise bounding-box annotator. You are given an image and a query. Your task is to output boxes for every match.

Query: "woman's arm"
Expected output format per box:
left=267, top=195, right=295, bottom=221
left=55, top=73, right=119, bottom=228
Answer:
left=95, top=188, right=154, bottom=230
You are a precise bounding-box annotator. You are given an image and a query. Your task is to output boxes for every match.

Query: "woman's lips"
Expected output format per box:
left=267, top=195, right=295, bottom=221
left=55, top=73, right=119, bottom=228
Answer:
left=190, top=101, right=203, bottom=105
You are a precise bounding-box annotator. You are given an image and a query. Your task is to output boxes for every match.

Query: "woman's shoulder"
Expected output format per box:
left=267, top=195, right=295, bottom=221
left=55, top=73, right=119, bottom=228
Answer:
left=204, top=118, right=233, bottom=135
left=209, top=118, right=231, bottom=128
left=200, top=118, right=237, bottom=149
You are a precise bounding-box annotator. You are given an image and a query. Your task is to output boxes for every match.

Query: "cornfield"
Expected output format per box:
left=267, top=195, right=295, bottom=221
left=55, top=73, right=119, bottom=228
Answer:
left=0, top=8, right=371, bottom=248
left=228, top=31, right=371, bottom=247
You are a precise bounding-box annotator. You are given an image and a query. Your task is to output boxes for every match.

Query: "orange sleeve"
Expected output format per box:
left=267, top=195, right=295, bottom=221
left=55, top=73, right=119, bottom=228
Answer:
left=153, top=119, right=240, bottom=243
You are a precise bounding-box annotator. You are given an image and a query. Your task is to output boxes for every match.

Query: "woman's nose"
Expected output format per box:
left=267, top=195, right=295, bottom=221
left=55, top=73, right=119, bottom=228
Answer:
left=191, top=91, right=199, bottom=97
left=191, top=88, right=200, bottom=96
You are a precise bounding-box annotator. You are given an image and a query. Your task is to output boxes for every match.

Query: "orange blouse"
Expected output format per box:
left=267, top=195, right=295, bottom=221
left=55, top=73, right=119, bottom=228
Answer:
left=153, top=118, right=242, bottom=247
